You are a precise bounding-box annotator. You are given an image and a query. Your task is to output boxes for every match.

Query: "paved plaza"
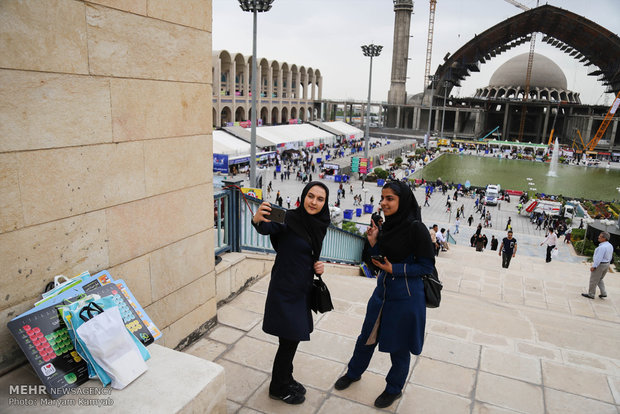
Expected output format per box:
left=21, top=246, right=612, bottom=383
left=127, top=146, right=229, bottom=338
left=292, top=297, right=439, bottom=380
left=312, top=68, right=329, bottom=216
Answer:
left=196, top=153, right=620, bottom=413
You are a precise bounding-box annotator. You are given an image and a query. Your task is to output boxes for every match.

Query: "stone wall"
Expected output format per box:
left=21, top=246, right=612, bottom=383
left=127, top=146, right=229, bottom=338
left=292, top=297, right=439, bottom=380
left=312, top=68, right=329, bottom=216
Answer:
left=0, top=0, right=213, bottom=375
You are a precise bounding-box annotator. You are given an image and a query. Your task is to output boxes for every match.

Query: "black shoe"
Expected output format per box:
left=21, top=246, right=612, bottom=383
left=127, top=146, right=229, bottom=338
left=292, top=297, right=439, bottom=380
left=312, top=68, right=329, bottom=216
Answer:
left=334, top=374, right=360, bottom=390
left=581, top=293, right=595, bottom=299
left=599, top=294, right=607, bottom=299
left=268, top=387, right=305, bottom=405
left=374, top=390, right=402, bottom=408
left=290, top=379, right=306, bottom=395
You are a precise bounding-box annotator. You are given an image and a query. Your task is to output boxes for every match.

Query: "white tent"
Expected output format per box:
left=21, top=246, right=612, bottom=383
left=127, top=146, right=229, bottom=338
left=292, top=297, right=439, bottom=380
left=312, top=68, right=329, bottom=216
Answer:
left=247, top=124, right=337, bottom=149
left=323, top=121, right=364, bottom=140
left=213, top=130, right=250, bottom=156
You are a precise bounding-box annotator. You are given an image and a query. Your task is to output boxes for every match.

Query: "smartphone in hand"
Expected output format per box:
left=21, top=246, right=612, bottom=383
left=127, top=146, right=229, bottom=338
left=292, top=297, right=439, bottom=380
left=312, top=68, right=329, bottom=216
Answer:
left=371, top=255, right=386, bottom=264
left=265, top=205, right=286, bottom=224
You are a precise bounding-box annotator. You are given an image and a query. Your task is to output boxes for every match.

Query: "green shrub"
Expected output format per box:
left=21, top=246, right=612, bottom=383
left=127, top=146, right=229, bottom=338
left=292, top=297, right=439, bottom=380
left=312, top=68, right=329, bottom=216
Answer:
left=571, top=228, right=585, bottom=241
left=415, top=147, right=426, bottom=155
left=342, top=221, right=361, bottom=236
left=573, top=238, right=595, bottom=257
left=395, top=156, right=403, bottom=165
left=373, top=168, right=389, bottom=179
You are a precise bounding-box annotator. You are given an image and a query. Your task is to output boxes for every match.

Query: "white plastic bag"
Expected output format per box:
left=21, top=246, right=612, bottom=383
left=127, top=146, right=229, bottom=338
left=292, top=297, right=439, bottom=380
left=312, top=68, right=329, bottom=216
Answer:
left=76, top=306, right=147, bottom=389
left=551, top=248, right=559, bottom=258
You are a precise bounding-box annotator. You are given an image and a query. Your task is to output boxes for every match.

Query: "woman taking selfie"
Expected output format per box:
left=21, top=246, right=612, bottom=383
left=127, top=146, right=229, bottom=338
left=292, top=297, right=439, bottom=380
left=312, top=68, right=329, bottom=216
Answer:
left=334, top=181, right=435, bottom=408
left=251, top=181, right=330, bottom=405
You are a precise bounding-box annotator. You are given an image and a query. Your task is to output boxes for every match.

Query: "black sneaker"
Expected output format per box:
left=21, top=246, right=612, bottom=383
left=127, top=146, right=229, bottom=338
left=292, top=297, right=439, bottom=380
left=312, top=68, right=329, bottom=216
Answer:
left=334, top=374, right=360, bottom=390
left=374, top=390, right=402, bottom=408
left=268, top=387, right=305, bottom=405
left=581, top=293, right=595, bottom=299
left=290, top=379, right=306, bottom=395
left=599, top=294, right=607, bottom=298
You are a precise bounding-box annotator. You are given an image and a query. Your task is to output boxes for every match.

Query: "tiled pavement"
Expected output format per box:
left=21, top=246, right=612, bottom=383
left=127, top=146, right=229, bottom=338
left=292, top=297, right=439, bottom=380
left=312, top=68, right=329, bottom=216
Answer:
left=185, top=244, right=620, bottom=414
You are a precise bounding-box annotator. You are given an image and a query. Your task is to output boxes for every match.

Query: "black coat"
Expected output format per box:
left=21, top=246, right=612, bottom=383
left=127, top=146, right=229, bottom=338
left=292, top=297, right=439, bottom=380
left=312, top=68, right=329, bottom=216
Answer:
left=253, top=221, right=315, bottom=341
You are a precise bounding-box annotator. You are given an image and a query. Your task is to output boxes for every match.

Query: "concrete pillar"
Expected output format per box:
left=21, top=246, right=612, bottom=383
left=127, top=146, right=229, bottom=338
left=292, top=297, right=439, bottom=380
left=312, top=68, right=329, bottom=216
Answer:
left=268, top=66, right=273, bottom=103
left=454, top=109, right=460, bottom=138
left=396, top=106, right=401, bottom=129
left=231, top=61, right=236, bottom=107
left=310, top=73, right=315, bottom=101
left=412, top=106, right=418, bottom=130
left=287, top=70, right=293, bottom=99
left=474, top=111, right=482, bottom=136
left=244, top=61, right=250, bottom=98
left=318, top=76, right=322, bottom=100
left=502, top=103, right=510, bottom=140
left=585, top=116, right=594, bottom=143
left=435, top=108, right=441, bottom=132
left=541, top=105, right=550, bottom=143
left=387, top=0, right=413, bottom=127
left=609, top=119, right=618, bottom=149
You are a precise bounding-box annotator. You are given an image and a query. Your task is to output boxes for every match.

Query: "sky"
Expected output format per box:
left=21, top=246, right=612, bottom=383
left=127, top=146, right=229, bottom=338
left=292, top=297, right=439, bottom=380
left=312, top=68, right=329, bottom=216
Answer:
left=212, top=0, right=620, bottom=106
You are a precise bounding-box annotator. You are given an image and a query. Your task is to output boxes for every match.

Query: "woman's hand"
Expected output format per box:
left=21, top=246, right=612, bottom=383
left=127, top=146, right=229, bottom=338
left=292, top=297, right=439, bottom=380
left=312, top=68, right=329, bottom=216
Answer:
left=367, top=220, right=379, bottom=247
left=371, top=257, right=392, bottom=274
left=252, top=201, right=272, bottom=225
left=314, top=261, right=324, bottom=275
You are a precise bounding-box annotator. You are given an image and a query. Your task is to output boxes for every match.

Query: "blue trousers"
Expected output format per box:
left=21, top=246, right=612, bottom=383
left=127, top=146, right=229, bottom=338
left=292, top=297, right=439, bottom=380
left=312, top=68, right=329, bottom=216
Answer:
left=346, top=334, right=411, bottom=394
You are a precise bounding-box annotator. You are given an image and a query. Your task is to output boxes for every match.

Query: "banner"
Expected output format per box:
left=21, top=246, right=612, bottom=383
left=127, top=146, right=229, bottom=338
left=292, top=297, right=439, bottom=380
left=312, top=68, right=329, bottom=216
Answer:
left=351, top=157, right=360, bottom=173
left=213, top=153, right=229, bottom=173
left=241, top=187, right=263, bottom=199
left=359, top=158, right=368, bottom=174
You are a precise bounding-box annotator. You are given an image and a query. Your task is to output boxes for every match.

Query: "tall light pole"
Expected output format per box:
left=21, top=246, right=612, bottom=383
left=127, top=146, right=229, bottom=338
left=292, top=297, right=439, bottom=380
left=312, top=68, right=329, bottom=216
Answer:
left=238, top=0, right=274, bottom=188
left=361, top=44, right=382, bottom=160
left=425, top=75, right=436, bottom=148
left=440, top=80, right=449, bottom=139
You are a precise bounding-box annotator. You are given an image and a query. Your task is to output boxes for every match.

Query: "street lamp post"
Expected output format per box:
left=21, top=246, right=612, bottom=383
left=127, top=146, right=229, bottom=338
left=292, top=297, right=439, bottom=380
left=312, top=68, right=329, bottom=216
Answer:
left=361, top=44, right=382, bottom=160
left=426, top=75, right=436, bottom=148
left=440, top=80, right=449, bottom=140
left=238, top=0, right=274, bottom=188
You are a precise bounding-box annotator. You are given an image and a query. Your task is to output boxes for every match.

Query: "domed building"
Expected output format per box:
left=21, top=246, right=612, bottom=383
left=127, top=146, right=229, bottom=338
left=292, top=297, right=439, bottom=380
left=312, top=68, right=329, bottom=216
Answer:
left=475, top=53, right=580, bottom=103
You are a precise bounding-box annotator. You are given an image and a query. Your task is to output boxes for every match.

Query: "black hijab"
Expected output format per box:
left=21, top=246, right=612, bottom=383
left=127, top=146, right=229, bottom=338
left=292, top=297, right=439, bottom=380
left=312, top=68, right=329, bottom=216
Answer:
left=283, top=182, right=330, bottom=261
left=377, top=181, right=434, bottom=262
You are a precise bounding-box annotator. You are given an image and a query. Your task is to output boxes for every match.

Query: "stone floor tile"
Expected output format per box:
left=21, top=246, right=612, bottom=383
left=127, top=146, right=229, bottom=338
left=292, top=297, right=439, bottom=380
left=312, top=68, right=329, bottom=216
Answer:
left=347, top=303, right=369, bottom=317
left=331, top=370, right=387, bottom=407
left=229, top=290, right=266, bottom=314
left=476, top=372, right=544, bottom=414
left=480, top=348, right=541, bottom=384
left=184, top=338, right=229, bottom=361
left=217, top=360, right=269, bottom=404
left=516, top=342, right=561, bottom=361
left=297, top=329, right=356, bottom=364
left=524, top=300, right=548, bottom=309
left=410, top=357, right=476, bottom=397
left=218, top=304, right=263, bottom=331
left=421, top=334, right=480, bottom=368
left=245, top=382, right=327, bottom=414
left=398, top=384, right=471, bottom=414
left=247, top=275, right=270, bottom=294
left=426, top=321, right=470, bottom=340
left=208, top=326, right=245, bottom=344
left=291, top=352, right=346, bottom=391
left=226, top=399, right=241, bottom=413
left=221, top=336, right=277, bottom=373
left=564, top=351, right=610, bottom=372
left=542, top=361, right=614, bottom=403
left=315, top=311, right=364, bottom=339
left=472, top=402, right=522, bottom=414
left=317, top=395, right=380, bottom=414
left=245, top=324, right=278, bottom=344
left=544, top=387, right=618, bottom=414
left=237, top=407, right=262, bottom=414
left=472, top=332, right=510, bottom=347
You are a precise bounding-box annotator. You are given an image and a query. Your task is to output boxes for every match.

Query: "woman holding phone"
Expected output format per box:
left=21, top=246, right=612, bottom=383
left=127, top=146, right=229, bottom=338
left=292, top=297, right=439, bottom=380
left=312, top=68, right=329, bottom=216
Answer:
left=251, top=181, right=330, bottom=405
left=334, top=181, right=435, bottom=408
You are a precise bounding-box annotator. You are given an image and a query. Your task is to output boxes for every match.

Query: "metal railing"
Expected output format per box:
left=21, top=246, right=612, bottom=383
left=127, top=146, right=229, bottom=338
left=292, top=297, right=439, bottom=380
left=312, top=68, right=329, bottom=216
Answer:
left=214, top=190, right=232, bottom=255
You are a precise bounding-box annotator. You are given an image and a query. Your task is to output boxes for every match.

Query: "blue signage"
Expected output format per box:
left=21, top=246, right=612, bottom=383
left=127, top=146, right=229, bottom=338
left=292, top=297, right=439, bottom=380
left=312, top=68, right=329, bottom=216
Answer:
left=213, top=153, right=229, bottom=173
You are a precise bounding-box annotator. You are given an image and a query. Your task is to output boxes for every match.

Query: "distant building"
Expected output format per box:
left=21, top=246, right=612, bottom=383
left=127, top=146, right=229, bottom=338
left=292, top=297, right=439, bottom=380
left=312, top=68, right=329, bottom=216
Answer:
left=212, top=50, right=322, bottom=128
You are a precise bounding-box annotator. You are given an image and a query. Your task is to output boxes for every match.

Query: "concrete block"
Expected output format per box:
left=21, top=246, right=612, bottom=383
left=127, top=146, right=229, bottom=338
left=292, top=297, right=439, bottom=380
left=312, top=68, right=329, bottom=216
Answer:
left=150, top=231, right=211, bottom=301
left=0, top=345, right=226, bottom=414
left=17, top=143, right=146, bottom=226
left=105, top=185, right=210, bottom=264
left=0, top=153, right=23, bottom=233
left=0, top=0, right=88, bottom=73
left=144, top=135, right=211, bottom=196
left=0, top=71, right=112, bottom=152
left=147, top=0, right=212, bottom=32
left=144, top=274, right=213, bottom=329
left=164, top=298, right=216, bottom=349
left=109, top=255, right=152, bottom=307
left=0, top=301, right=32, bottom=375
left=87, top=0, right=146, bottom=15
left=86, top=4, right=211, bottom=82
left=110, top=79, right=211, bottom=142
left=0, top=211, right=109, bottom=310
left=216, top=268, right=232, bottom=302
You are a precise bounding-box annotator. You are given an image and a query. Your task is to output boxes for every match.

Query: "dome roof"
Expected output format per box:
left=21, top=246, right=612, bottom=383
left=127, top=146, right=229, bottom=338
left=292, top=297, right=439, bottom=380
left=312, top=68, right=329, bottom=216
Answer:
left=488, top=53, right=567, bottom=90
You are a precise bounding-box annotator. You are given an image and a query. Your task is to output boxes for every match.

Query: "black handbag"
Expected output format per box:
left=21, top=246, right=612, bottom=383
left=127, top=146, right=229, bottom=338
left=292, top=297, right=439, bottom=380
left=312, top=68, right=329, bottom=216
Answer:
left=310, top=274, right=334, bottom=314
left=421, top=268, right=442, bottom=308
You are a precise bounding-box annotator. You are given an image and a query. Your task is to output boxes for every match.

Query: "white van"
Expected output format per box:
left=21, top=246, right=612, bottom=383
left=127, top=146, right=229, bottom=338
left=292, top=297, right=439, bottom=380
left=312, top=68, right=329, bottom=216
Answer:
left=484, top=184, right=501, bottom=205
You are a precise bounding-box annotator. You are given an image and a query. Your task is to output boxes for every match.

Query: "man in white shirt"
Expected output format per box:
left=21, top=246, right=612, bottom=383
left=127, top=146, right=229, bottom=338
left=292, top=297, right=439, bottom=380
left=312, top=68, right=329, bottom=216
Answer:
left=437, top=228, right=449, bottom=251
left=582, top=231, right=614, bottom=299
left=540, top=228, right=558, bottom=263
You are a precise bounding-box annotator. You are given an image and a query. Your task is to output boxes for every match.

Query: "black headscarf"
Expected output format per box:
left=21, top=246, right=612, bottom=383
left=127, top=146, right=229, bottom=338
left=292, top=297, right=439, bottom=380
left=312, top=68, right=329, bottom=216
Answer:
left=283, top=181, right=330, bottom=261
left=377, top=181, right=434, bottom=262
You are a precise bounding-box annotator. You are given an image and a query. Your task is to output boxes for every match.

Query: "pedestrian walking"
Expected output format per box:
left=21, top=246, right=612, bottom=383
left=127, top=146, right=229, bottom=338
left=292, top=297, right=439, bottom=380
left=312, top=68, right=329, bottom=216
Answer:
left=251, top=182, right=330, bottom=405
left=540, top=228, right=557, bottom=263
left=454, top=217, right=460, bottom=234
left=581, top=231, right=613, bottom=299
left=468, top=215, right=474, bottom=226
left=505, top=217, right=511, bottom=231
left=499, top=231, right=517, bottom=268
